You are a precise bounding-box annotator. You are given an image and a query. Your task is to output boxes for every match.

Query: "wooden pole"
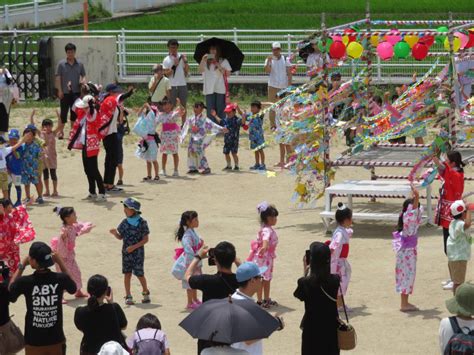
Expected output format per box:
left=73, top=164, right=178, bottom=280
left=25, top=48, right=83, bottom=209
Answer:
left=83, top=1, right=89, bottom=32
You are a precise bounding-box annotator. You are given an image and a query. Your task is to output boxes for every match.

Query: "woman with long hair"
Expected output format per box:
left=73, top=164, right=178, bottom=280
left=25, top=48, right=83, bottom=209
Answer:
left=294, top=242, right=340, bottom=355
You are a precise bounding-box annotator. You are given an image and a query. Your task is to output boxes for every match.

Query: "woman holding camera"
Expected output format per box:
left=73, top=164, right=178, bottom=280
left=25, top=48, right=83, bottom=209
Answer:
left=199, top=45, right=232, bottom=122
left=74, top=274, right=128, bottom=354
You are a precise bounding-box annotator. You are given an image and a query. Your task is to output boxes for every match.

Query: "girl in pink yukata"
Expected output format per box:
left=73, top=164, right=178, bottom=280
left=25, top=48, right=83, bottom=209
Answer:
left=329, top=202, right=353, bottom=311
left=50, top=206, right=95, bottom=302
left=393, top=184, right=422, bottom=312
left=248, top=201, right=279, bottom=308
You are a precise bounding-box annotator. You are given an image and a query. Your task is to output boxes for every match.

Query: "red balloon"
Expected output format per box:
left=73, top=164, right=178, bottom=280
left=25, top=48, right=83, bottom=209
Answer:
left=329, top=41, right=346, bottom=59
left=412, top=43, right=429, bottom=60
left=466, top=30, right=474, bottom=49
left=419, top=35, right=434, bottom=47
left=344, top=28, right=357, bottom=43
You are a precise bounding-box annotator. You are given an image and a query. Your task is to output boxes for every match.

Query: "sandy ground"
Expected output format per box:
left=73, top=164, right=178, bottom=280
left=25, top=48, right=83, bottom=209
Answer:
left=7, top=108, right=473, bottom=355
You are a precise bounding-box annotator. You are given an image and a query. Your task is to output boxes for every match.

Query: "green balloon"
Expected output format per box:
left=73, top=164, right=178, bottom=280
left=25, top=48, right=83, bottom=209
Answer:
left=436, top=26, right=448, bottom=44
left=318, top=38, right=333, bottom=53
left=394, top=41, right=410, bottom=59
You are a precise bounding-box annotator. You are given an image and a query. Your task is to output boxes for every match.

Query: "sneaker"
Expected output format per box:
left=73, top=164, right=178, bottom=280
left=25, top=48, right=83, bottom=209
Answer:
left=125, top=295, right=135, bottom=305
left=85, top=193, right=97, bottom=200
left=187, top=169, right=199, bottom=174
left=200, top=168, right=211, bottom=175
left=258, top=164, right=267, bottom=171
left=441, top=279, right=451, bottom=286
left=117, top=179, right=123, bottom=186
left=107, top=186, right=123, bottom=192
left=222, top=166, right=232, bottom=171
left=172, top=170, right=179, bottom=177
left=160, top=169, right=167, bottom=176
left=143, top=176, right=152, bottom=181
left=96, top=194, right=107, bottom=202
left=141, top=291, right=151, bottom=304
left=250, top=164, right=259, bottom=170
left=443, top=281, right=454, bottom=290
left=36, top=197, right=45, bottom=205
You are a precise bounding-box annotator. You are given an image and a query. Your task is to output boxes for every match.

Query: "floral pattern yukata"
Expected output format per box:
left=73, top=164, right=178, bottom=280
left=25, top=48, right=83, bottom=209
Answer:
left=247, top=113, right=266, bottom=150
left=329, top=226, right=352, bottom=296
left=157, top=110, right=181, bottom=155
left=180, top=113, right=224, bottom=170
left=0, top=206, right=36, bottom=277
left=134, top=110, right=160, bottom=162
left=393, top=204, right=423, bottom=295
left=248, top=225, right=278, bottom=281
left=21, top=141, right=42, bottom=185
left=180, top=229, right=203, bottom=289
left=51, top=222, right=94, bottom=290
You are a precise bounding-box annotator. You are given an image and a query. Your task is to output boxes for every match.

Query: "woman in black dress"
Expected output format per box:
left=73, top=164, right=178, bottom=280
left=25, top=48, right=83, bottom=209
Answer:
left=294, top=241, right=340, bottom=355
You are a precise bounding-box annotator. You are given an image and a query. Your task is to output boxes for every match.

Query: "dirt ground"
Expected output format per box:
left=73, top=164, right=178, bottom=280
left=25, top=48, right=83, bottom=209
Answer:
left=7, top=108, right=473, bottom=355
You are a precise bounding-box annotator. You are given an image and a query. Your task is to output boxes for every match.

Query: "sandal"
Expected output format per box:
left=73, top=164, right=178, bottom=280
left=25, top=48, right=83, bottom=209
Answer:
left=264, top=299, right=278, bottom=308
left=141, top=291, right=151, bottom=304
left=143, top=176, right=152, bottom=181
left=124, top=295, right=135, bottom=305
left=153, top=176, right=160, bottom=181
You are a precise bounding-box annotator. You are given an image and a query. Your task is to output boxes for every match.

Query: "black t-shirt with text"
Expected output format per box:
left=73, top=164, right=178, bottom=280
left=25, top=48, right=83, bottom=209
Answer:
left=9, top=270, right=77, bottom=346
left=74, top=302, right=128, bottom=353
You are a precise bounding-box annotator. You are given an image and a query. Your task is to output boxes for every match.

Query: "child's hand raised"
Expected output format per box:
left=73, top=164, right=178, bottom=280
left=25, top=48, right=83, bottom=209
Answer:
left=210, top=109, right=217, bottom=117
left=109, top=229, right=118, bottom=237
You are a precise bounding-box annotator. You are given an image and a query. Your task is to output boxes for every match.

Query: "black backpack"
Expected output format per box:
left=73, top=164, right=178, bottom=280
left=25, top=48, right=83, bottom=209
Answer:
left=132, top=329, right=165, bottom=355
left=444, top=317, right=474, bottom=355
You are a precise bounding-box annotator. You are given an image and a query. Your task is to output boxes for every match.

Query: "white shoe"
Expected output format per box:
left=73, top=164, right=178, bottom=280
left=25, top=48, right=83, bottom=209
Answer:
left=160, top=170, right=167, bottom=177
left=96, top=194, right=107, bottom=202
left=443, top=281, right=454, bottom=290
left=85, top=193, right=97, bottom=200
left=441, top=279, right=452, bottom=286
left=172, top=170, right=179, bottom=177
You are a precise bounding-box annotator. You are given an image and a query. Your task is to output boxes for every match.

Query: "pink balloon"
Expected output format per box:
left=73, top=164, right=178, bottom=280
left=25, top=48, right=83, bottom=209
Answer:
left=377, top=41, right=394, bottom=60
left=386, top=35, right=402, bottom=45
left=455, top=31, right=469, bottom=49
left=331, top=35, right=342, bottom=42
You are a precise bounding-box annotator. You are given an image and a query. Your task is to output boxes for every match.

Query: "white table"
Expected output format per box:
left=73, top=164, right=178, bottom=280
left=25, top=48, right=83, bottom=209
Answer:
left=320, top=180, right=433, bottom=230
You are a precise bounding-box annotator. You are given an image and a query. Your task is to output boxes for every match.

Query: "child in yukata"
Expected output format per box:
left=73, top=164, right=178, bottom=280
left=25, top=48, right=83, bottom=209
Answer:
left=50, top=206, right=94, bottom=302
left=242, top=100, right=267, bottom=171
left=180, top=101, right=227, bottom=175
left=6, top=129, right=23, bottom=206
left=210, top=103, right=242, bottom=171
left=20, top=128, right=44, bottom=204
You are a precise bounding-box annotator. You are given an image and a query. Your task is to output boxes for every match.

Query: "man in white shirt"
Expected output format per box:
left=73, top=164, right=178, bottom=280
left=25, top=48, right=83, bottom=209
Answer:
left=264, top=42, right=292, bottom=128
left=163, top=39, right=189, bottom=115
left=231, top=262, right=268, bottom=355
left=438, top=282, right=474, bottom=354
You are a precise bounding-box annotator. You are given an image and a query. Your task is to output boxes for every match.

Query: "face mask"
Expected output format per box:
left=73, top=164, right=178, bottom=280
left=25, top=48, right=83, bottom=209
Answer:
left=127, top=214, right=141, bottom=226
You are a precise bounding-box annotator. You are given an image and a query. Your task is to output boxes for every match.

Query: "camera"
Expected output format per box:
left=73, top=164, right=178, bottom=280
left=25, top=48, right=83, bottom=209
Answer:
left=106, top=286, right=112, bottom=297
left=208, top=248, right=216, bottom=266
left=0, top=260, right=10, bottom=282
left=305, top=250, right=311, bottom=265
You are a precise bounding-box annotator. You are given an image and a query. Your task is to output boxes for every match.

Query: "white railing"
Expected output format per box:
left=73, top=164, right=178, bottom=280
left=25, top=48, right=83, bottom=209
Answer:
left=0, top=28, right=461, bottom=85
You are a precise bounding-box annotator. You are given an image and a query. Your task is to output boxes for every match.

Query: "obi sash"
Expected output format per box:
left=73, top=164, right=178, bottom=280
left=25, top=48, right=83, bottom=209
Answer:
left=174, top=239, right=204, bottom=260
left=392, top=231, right=418, bottom=252
left=325, top=240, right=349, bottom=258
left=163, top=122, right=180, bottom=132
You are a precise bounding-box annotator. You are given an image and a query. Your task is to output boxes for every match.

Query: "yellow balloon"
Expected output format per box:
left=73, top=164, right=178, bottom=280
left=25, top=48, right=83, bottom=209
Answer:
left=346, top=41, right=364, bottom=59
left=369, top=35, right=379, bottom=47
left=404, top=35, right=419, bottom=48
left=444, top=36, right=461, bottom=52
left=342, top=35, right=350, bottom=46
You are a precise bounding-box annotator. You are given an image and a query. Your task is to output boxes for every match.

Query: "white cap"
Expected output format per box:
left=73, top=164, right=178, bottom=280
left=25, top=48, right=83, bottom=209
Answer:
left=272, top=42, right=282, bottom=49
left=450, top=200, right=466, bottom=217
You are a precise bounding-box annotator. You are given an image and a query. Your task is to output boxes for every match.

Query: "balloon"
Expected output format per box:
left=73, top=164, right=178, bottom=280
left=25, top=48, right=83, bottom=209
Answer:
left=394, top=41, right=410, bottom=59
left=418, top=35, right=434, bottom=47
left=412, top=43, right=429, bottom=60
left=342, top=35, right=350, bottom=46
left=370, top=35, right=379, bottom=47
left=332, top=35, right=342, bottom=42
left=404, top=35, right=419, bottom=48
left=344, top=28, right=356, bottom=42
left=385, top=29, right=401, bottom=45
left=346, top=41, right=364, bottom=59
left=318, top=38, right=333, bottom=53
left=466, top=30, right=474, bottom=49
left=455, top=32, right=469, bottom=49
left=376, top=42, right=394, bottom=60
left=329, top=40, right=346, bottom=59
left=444, top=36, right=461, bottom=52
left=436, top=26, right=448, bottom=44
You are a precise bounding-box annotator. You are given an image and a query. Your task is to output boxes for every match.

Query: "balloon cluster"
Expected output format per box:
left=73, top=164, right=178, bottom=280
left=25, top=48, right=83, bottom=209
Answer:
left=325, top=27, right=474, bottom=62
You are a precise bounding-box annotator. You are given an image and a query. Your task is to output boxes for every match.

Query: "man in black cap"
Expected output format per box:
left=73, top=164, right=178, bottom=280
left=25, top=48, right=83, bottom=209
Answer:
left=9, top=241, right=76, bottom=354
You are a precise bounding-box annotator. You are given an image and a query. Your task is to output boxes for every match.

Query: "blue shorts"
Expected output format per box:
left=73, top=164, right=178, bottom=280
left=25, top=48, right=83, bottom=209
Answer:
left=223, top=142, right=239, bottom=154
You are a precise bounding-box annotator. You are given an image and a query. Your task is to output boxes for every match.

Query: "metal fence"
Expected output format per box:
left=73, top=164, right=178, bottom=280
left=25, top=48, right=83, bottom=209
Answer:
left=0, top=28, right=468, bottom=88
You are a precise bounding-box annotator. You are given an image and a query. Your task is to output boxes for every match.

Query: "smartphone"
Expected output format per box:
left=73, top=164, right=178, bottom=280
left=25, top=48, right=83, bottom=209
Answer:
left=305, top=250, right=311, bottom=265
left=208, top=248, right=216, bottom=266
left=106, top=286, right=111, bottom=297
left=207, top=53, right=215, bottom=60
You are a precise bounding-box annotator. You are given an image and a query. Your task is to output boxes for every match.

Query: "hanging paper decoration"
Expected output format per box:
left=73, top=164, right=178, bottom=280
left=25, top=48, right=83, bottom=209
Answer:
left=377, top=42, right=394, bottom=60
left=404, top=35, right=419, bottom=48
left=444, top=36, right=461, bottom=52
left=318, top=38, right=333, bottom=53
left=394, top=41, right=410, bottom=59
left=412, top=43, right=429, bottom=61
left=329, top=40, right=346, bottom=59
left=346, top=41, right=364, bottom=59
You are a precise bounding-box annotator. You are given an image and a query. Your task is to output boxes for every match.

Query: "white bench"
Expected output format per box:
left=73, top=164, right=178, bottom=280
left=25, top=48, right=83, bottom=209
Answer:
left=321, top=180, right=433, bottom=230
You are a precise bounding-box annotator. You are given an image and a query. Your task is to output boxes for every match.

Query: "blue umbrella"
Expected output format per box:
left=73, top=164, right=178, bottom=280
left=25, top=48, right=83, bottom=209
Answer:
left=179, top=297, right=280, bottom=344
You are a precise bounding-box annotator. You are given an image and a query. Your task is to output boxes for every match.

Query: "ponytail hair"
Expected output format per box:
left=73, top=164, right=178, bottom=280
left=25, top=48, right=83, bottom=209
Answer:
left=86, top=274, right=108, bottom=311
left=175, top=211, right=198, bottom=242
left=53, top=206, right=75, bottom=224
left=397, top=198, right=413, bottom=232
left=447, top=150, right=465, bottom=173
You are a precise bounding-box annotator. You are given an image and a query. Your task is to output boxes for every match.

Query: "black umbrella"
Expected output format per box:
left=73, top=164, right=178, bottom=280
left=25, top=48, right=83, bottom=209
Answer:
left=179, top=298, right=280, bottom=344
left=193, top=37, right=245, bottom=72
